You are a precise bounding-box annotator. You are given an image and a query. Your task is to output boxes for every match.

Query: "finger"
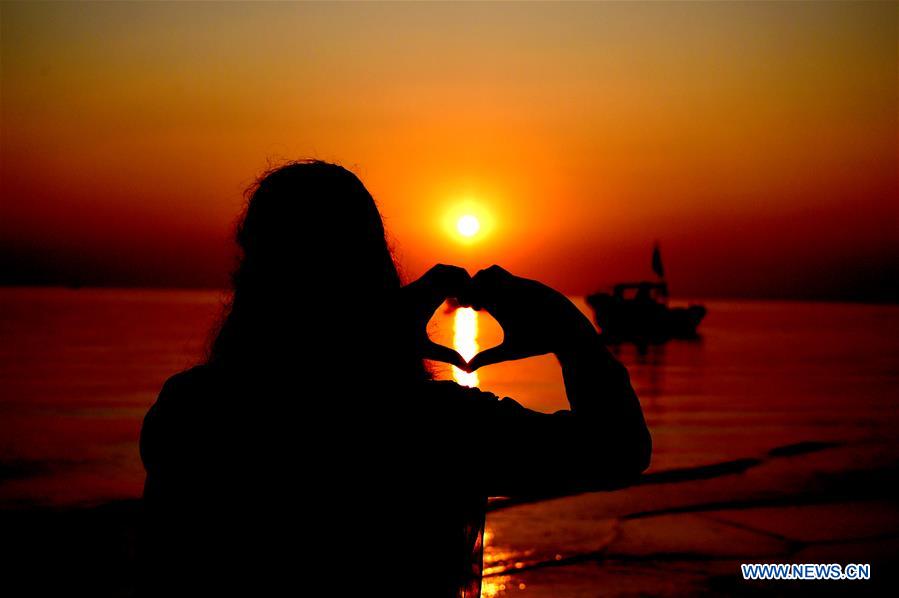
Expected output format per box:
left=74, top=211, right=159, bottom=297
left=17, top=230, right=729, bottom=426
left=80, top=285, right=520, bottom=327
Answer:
left=406, top=265, right=470, bottom=317
left=473, top=264, right=512, bottom=283
left=471, top=264, right=515, bottom=293
left=463, top=265, right=515, bottom=312
left=422, top=340, right=467, bottom=370
left=466, top=343, right=523, bottom=372
left=436, top=264, right=472, bottom=298
left=454, top=292, right=481, bottom=310
left=421, top=264, right=470, bottom=301
left=461, top=268, right=496, bottom=307
left=428, top=264, right=469, bottom=282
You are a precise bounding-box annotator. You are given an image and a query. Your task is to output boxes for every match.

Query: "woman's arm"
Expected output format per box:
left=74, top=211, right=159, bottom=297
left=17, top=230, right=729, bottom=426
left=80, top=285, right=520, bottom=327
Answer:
left=458, top=266, right=651, bottom=496
left=556, top=333, right=652, bottom=476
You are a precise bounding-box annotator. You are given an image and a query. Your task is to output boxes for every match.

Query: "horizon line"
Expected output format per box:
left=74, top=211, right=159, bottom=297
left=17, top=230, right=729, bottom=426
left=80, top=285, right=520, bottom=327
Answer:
left=1, top=282, right=896, bottom=307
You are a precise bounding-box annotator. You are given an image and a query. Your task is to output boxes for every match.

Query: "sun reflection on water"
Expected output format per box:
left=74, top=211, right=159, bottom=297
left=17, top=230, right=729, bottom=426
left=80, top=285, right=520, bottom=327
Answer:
left=453, top=307, right=479, bottom=387
left=481, top=525, right=527, bottom=596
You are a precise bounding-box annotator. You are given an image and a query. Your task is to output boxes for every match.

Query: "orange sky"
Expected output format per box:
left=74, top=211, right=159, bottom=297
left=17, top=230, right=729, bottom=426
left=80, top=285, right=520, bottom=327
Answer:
left=1, top=2, right=896, bottom=300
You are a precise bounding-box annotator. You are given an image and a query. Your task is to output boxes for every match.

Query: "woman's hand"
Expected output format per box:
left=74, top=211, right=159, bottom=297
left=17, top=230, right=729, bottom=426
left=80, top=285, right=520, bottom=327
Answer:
left=459, top=265, right=597, bottom=372
left=401, top=264, right=471, bottom=369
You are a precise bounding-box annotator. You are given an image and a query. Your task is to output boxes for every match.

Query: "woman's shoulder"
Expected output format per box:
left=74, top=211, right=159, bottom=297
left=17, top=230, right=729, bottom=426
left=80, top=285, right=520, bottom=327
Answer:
left=143, top=366, right=215, bottom=431
left=158, top=364, right=216, bottom=401
left=140, top=365, right=218, bottom=468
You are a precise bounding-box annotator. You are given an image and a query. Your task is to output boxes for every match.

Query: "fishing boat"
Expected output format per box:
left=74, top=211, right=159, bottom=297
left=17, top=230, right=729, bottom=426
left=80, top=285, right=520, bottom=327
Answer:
left=586, top=245, right=705, bottom=341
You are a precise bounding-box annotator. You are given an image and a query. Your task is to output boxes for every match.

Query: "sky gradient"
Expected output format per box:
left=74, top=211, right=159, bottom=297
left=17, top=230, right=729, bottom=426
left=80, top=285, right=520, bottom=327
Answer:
left=1, top=1, right=896, bottom=300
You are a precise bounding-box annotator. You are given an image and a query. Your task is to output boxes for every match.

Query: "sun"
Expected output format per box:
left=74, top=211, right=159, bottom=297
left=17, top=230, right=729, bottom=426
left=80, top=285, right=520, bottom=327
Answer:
left=443, top=199, right=493, bottom=245
left=456, top=214, right=481, bottom=238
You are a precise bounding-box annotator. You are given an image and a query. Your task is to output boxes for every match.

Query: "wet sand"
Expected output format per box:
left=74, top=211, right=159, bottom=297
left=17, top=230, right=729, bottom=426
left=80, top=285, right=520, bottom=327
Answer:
left=482, top=440, right=899, bottom=596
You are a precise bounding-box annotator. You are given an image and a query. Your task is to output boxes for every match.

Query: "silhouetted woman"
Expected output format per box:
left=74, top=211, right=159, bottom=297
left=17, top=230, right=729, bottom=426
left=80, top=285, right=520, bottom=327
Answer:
left=140, top=161, right=651, bottom=597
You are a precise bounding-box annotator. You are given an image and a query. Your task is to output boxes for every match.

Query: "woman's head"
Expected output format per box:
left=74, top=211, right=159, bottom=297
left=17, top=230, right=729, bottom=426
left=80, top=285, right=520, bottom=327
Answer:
left=236, top=161, right=401, bottom=295
left=209, top=161, right=425, bottom=382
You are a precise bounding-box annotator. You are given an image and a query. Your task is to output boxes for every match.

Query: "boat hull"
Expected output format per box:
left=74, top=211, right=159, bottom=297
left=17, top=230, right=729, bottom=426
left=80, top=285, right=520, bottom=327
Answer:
left=586, top=294, right=706, bottom=341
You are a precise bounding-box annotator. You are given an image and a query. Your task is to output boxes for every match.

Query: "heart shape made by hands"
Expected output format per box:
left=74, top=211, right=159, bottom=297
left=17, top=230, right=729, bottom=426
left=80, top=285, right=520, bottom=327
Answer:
left=419, top=267, right=524, bottom=373
left=421, top=264, right=586, bottom=373
left=414, top=264, right=573, bottom=373
left=424, top=297, right=503, bottom=373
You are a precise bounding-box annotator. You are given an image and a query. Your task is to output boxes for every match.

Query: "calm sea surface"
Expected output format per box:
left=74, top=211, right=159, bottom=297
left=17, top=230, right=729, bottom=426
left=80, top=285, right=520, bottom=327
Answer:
left=2, top=287, right=897, bottom=508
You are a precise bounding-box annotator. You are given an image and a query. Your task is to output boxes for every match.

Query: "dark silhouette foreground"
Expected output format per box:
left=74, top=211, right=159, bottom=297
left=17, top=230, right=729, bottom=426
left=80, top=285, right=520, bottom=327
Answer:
left=140, top=161, right=651, bottom=597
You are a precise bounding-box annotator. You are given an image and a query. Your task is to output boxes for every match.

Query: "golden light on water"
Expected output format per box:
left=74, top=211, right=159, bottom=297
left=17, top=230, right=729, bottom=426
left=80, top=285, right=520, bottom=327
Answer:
left=452, top=307, right=479, bottom=387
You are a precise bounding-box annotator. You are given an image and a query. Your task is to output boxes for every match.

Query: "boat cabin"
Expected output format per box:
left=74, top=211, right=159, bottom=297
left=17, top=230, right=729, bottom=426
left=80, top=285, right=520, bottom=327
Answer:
left=612, top=282, right=669, bottom=303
